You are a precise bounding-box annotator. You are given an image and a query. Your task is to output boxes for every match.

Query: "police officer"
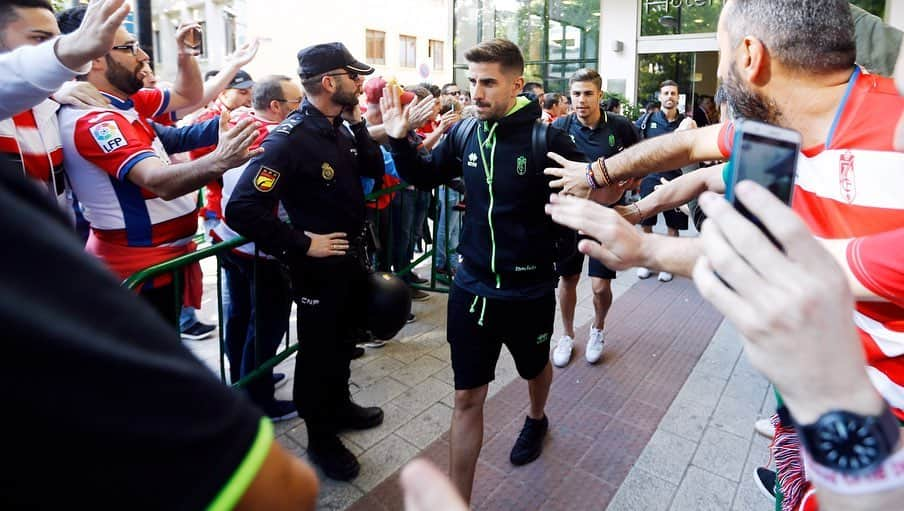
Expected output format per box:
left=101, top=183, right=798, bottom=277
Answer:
left=225, top=42, right=385, bottom=482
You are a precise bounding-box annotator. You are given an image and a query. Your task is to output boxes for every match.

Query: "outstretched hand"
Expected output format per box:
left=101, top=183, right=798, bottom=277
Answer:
left=544, top=152, right=593, bottom=198
left=55, top=0, right=131, bottom=70
left=545, top=193, right=648, bottom=271
left=691, top=182, right=882, bottom=423
left=379, top=84, right=419, bottom=139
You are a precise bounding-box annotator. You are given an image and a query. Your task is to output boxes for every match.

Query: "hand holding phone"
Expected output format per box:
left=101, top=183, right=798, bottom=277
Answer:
left=725, top=119, right=801, bottom=248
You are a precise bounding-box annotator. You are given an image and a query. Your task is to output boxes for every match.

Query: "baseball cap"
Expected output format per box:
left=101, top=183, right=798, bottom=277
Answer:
left=227, top=69, right=254, bottom=89
left=363, top=76, right=415, bottom=105
left=297, top=42, right=374, bottom=80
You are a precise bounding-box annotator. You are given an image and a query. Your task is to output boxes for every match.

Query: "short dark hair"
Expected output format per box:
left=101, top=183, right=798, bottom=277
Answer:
left=441, top=83, right=459, bottom=94
left=465, top=39, right=525, bottom=75
left=56, top=6, right=86, bottom=35
left=725, top=0, right=855, bottom=73
left=252, top=75, right=292, bottom=111
left=659, top=80, right=679, bottom=91
left=542, top=92, right=562, bottom=110
left=603, top=97, right=621, bottom=112
left=568, top=68, right=602, bottom=91
left=522, top=81, right=544, bottom=95
left=419, top=82, right=440, bottom=98
left=0, top=0, right=52, bottom=33
left=645, top=101, right=661, bottom=110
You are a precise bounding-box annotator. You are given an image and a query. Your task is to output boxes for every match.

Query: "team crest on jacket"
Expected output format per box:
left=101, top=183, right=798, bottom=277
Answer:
left=467, top=152, right=478, bottom=168
left=839, top=151, right=856, bottom=204
left=321, top=162, right=335, bottom=181
left=516, top=155, right=527, bottom=175
left=253, top=166, right=280, bottom=192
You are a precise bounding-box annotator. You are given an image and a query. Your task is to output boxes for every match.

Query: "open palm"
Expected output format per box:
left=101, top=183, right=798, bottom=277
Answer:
left=379, top=85, right=417, bottom=139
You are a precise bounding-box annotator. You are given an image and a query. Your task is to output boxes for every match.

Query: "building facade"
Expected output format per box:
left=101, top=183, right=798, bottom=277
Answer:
left=452, top=0, right=899, bottom=114
left=149, top=0, right=453, bottom=89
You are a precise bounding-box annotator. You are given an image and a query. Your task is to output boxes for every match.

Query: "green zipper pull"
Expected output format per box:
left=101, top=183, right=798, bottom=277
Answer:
left=478, top=296, right=487, bottom=327
left=470, top=295, right=479, bottom=314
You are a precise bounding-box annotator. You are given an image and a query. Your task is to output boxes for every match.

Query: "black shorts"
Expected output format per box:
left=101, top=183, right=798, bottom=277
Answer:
left=640, top=173, right=688, bottom=230
left=446, top=284, right=554, bottom=390
left=555, top=236, right=616, bottom=280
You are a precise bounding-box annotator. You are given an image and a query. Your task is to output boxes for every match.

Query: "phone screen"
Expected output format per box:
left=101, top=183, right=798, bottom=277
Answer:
left=728, top=130, right=799, bottom=247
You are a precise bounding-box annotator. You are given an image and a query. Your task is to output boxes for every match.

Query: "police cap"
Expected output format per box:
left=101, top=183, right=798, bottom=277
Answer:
left=297, top=42, right=374, bottom=80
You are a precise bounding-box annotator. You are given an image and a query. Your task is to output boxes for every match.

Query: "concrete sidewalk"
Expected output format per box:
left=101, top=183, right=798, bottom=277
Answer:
left=185, top=254, right=775, bottom=510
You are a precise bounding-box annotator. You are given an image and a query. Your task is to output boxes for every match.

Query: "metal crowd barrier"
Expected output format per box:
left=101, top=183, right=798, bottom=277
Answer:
left=122, top=183, right=461, bottom=389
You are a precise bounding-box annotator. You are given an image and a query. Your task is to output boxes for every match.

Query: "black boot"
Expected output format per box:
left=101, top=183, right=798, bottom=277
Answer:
left=307, top=432, right=360, bottom=481
left=337, top=401, right=384, bottom=431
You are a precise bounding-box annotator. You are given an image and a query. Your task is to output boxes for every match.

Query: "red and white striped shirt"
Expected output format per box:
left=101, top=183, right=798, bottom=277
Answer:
left=0, top=99, right=65, bottom=197
left=719, top=67, right=904, bottom=418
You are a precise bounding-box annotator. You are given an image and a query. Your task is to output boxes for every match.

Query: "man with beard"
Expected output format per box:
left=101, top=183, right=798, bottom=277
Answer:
left=632, top=79, right=696, bottom=282
left=379, top=39, right=587, bottom=503
left=56, top=7, right=263, bottom=325
left=543, top=1, right=903, bottom=509
left=226, top=42, right=386, bottom=482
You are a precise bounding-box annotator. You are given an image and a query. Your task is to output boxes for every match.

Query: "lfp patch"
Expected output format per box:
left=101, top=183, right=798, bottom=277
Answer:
left=253, top=166, right=280, bottom=192
left=90, top=121, right=127, bottom=153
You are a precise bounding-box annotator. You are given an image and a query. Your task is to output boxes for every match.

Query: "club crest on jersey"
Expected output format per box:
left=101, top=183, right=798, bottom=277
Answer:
left=90, top=121, right=127, bottom=153
left=253, top=166, right=280, bottom=192
left=516, top=155, right=527, bottom=175
left=839, top=151, right=856, bottom=204
left=467, top=152, right=478, bottom=168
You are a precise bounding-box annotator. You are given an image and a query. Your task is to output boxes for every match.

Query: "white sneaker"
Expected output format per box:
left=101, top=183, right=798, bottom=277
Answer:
left=754, top=417, right=775, bottom=439
left=552, top=335, right=574, bottom=367
left=585, top=327, right=605, bottom=364
left=657, top=271, right=673, bottom=282
left=636, top=267, right=651, bottom=279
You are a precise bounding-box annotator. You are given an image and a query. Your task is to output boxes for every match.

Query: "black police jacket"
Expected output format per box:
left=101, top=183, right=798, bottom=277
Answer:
left=389, top=97, right=586, bottom=290
left=225, top=100, right=384, bottom=261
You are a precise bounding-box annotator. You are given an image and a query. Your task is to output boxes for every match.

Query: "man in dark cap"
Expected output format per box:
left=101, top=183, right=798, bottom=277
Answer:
left=226, top=42, right=386, bottom=482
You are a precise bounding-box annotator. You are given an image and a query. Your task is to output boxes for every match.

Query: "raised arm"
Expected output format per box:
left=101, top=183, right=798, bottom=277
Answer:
left=173, top=39, right=260, bottom=118
left=161, top=23, right=204, bottom=114
left=545, top=123, right=725, bottom=198
left=616, top=164, right=726, bottom=223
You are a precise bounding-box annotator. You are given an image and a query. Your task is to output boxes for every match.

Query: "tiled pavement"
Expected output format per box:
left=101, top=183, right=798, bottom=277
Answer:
left=188, top=254, right=777, bottom=510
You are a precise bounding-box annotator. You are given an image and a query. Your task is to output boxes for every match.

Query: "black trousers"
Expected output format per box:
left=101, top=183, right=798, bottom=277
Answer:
left=291, top=255, right=368, bottom=434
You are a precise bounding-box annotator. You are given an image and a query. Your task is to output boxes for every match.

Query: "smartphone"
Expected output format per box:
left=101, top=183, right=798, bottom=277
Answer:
left=725, top=119, right=801, bottom=247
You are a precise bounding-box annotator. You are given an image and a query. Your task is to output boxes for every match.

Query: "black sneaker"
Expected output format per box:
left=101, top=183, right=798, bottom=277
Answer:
left=350, top=346, right=366, bottom=360
left=262, top=400, right=298, bottom=422
left=272, top=372, right=288, bottom=389
left=754, top=467, right=776, bottom=499
left=337, top=402, right=384, bottom=431
left=308, top=434, right=360, bottom=481
left=510, top=415, right=548, bottom=466
left=409, top=272, right=428, bottom=284
left=181, top=321, right=216, bottom=340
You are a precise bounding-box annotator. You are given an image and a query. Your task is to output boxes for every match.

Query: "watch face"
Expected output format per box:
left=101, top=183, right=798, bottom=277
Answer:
left=815, top=414, right=882, bottom=473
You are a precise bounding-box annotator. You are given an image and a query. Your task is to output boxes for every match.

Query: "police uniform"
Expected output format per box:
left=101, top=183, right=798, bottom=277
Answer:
left=225, top=42, right=384, bottom=481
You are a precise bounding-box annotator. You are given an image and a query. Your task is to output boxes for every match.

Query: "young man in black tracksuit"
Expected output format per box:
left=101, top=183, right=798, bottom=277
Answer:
left=380, top=39, right=585, bottom=503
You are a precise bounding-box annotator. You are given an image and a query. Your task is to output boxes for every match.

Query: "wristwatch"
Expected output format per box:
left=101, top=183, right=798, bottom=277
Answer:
left=787, top=404, right=901, bottom=475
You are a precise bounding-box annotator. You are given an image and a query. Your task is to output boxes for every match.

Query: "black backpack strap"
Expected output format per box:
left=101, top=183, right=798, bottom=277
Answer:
left=452, top=117, right=479, bottom=162
left=531, top=120, right=549, bottom=173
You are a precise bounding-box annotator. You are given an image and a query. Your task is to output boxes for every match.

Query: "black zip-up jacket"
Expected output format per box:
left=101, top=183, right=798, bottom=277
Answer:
left=389, top=97, right=585, bottom=291
left=226, top=100, right=384, bottom=261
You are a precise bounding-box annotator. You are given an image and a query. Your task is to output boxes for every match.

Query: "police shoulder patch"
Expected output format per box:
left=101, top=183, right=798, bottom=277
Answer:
left=274, top=113, right=304, bottom=136
left=253, top=166, right=281, bottom=192
left=90, top=120, right=127, bottom=154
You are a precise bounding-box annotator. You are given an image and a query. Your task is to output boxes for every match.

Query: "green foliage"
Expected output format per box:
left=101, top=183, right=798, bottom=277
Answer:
left=51, top=0, right=66, bottom=12
left=850, top=0, right=886, bottom=18
left=603, top=91, right=642, bottom=120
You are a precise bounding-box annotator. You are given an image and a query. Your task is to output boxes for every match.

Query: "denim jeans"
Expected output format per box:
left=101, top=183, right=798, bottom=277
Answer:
left=220, top=251, right=292, bottom=406
left=391, top=188, right=419, bottom=281
left=435, top=186, right=461, bottom=272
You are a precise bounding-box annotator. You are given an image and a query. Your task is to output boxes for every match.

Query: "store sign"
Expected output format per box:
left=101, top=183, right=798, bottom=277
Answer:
left=644, top=0, right=713, bottom=12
